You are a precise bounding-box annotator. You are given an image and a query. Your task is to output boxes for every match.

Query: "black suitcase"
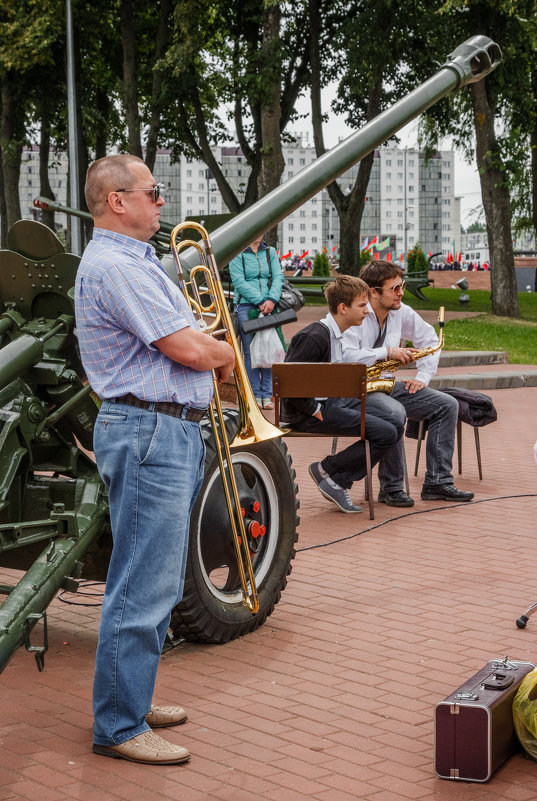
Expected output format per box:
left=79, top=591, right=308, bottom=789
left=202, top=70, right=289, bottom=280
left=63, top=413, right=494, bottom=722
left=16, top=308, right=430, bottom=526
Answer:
left=434, top=656, right=536, bottom=782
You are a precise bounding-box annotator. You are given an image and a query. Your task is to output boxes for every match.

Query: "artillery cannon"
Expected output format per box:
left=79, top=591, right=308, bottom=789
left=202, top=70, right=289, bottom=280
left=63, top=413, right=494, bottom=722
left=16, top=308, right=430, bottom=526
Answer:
left=0, top=36, right=501, bottom=672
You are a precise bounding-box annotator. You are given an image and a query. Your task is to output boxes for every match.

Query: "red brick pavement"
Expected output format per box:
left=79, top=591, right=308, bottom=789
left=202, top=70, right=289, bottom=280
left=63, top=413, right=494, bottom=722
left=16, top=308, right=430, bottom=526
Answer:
left=2, top=385, right=537, bottom=800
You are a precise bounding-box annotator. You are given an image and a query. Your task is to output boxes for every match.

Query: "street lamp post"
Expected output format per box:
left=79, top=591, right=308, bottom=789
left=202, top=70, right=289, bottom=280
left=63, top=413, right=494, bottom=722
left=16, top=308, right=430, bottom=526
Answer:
left=66, top=0, right=81, bottom=255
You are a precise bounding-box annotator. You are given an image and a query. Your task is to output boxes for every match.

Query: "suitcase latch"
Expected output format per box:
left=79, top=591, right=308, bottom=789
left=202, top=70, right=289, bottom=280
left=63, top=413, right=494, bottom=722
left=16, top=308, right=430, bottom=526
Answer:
left=453, top=692, right=479, bottom=703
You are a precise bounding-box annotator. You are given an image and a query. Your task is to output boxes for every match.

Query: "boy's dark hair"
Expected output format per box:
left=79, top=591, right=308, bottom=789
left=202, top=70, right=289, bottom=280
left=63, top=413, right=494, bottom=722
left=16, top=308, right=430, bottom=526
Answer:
left=360, top=260, right=404, bottom=290
left=323, top=275, right=369, bottom=313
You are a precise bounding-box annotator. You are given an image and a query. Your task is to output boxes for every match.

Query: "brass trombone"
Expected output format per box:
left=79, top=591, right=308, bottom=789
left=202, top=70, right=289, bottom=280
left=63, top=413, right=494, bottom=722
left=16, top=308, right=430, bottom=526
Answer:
left=170, top=221, right=283, bottom=615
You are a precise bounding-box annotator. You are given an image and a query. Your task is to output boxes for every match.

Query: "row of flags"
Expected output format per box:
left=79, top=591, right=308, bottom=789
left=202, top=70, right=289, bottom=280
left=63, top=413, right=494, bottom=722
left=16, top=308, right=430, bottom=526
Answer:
left=279, top=242, right=466, bottom=263
left=361, top=235, right=390, bottom=252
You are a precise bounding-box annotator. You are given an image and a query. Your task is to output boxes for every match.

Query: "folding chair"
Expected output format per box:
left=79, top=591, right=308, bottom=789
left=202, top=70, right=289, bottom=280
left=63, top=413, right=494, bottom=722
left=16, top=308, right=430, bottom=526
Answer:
left=272, top=362, right=374, bottom=519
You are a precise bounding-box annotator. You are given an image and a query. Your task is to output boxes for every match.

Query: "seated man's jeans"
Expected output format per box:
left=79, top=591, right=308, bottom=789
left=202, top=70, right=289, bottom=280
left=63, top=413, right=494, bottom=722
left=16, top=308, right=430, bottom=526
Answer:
left=92, top=401, right=205, bottom=746
left=292, top=397, right=403, bottom=489
left=366, top=381, right=459, bottom=492
left=237, top=303, right=273, bottom=398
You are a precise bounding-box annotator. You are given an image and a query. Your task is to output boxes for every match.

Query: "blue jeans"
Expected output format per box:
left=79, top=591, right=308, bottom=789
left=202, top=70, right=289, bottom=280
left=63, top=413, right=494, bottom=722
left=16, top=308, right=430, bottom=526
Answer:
left=366, top=381, right=459, bottom=492
left=292, top=397, right=403, bottom=489
left=237, top=303, right=273, bottom=397
left=92, top=401, right=205, bottom=746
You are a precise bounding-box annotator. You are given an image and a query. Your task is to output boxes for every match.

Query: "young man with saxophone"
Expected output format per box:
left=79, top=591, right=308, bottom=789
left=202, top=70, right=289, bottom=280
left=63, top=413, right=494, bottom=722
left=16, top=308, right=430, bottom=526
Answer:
left=342, top=260, right=474, bottom=507
left=74, top=154, right=235, bottom=765
left=282, top=275, right=403, bottom=513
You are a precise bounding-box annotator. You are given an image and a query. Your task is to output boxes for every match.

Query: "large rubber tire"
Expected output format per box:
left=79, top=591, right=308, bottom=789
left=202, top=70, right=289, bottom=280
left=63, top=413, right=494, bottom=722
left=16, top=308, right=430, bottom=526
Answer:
left=170, top=409, right=299, bottom=643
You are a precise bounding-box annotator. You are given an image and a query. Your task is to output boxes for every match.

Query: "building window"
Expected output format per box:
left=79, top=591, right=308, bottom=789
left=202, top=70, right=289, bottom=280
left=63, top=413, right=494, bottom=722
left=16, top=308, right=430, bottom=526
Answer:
left=300, top=236, right=306, bottom=244
left=186, top=170, right=192, bottom=177
left=289, top=236, right=294, bottom=243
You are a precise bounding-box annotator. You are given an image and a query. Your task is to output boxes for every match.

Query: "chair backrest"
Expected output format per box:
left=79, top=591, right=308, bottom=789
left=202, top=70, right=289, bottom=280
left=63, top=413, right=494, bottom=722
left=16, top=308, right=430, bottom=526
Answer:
left=272, top=362, right=367, bottom=437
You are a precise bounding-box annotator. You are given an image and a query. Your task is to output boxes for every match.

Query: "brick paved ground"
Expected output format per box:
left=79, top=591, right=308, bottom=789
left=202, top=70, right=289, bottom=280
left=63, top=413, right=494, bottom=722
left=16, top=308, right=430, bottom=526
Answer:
left=1, top=384, right=537, bottom=800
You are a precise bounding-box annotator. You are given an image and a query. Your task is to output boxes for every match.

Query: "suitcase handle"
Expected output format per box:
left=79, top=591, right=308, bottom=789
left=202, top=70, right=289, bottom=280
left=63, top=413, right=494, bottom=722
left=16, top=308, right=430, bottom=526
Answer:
left=482, top=672, right=514, bottom=691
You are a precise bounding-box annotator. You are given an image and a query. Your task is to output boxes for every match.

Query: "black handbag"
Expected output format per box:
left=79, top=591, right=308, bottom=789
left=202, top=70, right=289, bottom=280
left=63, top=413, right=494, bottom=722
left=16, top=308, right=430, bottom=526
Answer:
left=264, top=250, right=305, bottom=312
left=241, top=308, right=297, bottom=334
left=277, top=279, right=305, bottom=312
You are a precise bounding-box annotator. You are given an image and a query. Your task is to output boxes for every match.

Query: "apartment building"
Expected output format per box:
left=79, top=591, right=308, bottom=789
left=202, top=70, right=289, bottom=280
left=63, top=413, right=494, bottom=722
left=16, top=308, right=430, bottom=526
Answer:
left=19, top=142, right=459, bottom=260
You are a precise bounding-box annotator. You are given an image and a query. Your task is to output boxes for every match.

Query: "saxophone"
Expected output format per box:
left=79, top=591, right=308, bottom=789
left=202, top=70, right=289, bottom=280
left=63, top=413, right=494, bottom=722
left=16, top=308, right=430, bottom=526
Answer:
left=366, top=307, right=445, bottom=394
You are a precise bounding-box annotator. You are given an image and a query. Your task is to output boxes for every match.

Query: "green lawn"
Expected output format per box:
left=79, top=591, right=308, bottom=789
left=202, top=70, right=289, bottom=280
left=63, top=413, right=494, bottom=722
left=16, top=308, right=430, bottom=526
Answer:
left=304, top=287, right=537, bottom=364
left=403, top=289, right=537, bottom=364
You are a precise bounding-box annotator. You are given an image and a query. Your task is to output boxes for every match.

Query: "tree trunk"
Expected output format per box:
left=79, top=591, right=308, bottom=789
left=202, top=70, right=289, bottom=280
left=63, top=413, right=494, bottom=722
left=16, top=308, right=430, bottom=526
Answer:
left=0, top=73, right=24, bottom=232
left=257, top=4, right=284, bottom=248
left=530, top=69, right=537, bottom=292
left=0, top=146, right=7, bottom=248
left=120, top=0, right=142, bottom=158
left=470, top=80, right=519, bottom=317
left=145, top=0, right=171, bottom=172
left=337, top=152, right=375, bottom=276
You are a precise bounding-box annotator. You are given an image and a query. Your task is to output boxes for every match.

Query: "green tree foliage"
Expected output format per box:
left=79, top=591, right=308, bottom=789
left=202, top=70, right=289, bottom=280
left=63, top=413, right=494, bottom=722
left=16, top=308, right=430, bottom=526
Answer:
left=417, top=0, right=536, bottom=317
left=310, top=0, right=444, bottom=276
left=162, top=0, right=311, bottom=241
left=406, top=243, right=427, bottom=274
left=313, top=251, right=330, bottom=276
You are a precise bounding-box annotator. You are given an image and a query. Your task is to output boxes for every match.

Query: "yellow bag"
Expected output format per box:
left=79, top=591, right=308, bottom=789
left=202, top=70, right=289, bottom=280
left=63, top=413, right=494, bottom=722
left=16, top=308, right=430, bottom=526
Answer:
left=513, top=666, right=537, bottom=760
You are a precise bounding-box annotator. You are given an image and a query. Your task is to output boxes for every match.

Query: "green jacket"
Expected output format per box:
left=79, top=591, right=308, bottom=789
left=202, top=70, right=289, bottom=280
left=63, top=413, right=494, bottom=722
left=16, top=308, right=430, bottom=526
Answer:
left=229, top=243, right=284, bottom=306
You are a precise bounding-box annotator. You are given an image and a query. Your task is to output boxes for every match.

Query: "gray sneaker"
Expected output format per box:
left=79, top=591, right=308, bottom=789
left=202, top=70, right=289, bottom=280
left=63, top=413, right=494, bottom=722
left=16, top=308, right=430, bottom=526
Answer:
left=317, top=478, right=363, bottom=513
left=308, top=462, right=326, bottom=487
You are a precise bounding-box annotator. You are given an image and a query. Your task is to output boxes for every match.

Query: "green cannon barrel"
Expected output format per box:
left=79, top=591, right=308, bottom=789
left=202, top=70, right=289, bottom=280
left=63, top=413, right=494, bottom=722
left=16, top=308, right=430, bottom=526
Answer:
left=164, top=35, right=500, bottom=277
left=0, top=318, right=73, bottom=391
left=0, top=334, right=44, bottom=391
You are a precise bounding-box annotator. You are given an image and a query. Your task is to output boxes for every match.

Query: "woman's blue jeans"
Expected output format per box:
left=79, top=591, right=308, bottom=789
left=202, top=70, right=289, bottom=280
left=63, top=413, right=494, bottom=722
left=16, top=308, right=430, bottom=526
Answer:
left=92, top=400, right=205, bottom=746
left=237, top=303, right=273, bottom=398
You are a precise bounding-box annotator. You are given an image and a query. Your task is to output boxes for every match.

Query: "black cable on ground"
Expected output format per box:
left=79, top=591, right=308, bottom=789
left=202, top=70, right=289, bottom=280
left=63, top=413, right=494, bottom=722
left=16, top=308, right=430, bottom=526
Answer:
left=297, top=493, right=537, bottom=552
left=57, top=580, right=105, bottom=607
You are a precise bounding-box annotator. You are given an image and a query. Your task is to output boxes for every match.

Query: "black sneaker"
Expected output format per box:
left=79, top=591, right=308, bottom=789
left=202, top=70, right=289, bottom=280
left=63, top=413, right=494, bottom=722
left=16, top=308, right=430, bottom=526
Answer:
left=317, top=479, right=363, bottom=513
left=378, top=489, right=415, bottom=507
left=421, top=484, right=474, bottom=502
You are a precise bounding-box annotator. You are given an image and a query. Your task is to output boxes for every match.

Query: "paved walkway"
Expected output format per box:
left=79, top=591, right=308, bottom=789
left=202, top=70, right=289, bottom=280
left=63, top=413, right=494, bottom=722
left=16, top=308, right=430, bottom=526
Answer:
left=2, top=382, right=537, bottom=800
left=2, top=305, right=537, bottom=799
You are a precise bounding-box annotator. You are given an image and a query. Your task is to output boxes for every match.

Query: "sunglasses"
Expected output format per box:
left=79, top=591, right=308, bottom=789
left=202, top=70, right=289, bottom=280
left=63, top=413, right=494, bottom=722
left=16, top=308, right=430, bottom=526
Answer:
left=112, top=183, right=164, bottom=203
left=374, top=280, right=407, bottom=293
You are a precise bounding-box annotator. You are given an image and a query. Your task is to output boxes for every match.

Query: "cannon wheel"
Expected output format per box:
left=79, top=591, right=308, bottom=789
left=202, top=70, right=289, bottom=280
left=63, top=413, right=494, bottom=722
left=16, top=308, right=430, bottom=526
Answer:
left=170, top=409, right=299, bottom=643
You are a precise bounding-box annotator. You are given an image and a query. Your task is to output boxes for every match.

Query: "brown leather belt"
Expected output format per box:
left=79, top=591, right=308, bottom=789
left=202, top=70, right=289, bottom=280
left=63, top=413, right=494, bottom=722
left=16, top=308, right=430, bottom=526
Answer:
left=114, top=393, right=207, bottom=422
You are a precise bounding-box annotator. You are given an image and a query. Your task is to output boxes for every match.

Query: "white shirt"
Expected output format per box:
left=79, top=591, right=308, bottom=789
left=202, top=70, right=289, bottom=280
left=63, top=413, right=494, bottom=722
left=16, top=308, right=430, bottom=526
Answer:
left=321, top=312, right=344, bottom=363
left=342, top=301, right=440, bottom=386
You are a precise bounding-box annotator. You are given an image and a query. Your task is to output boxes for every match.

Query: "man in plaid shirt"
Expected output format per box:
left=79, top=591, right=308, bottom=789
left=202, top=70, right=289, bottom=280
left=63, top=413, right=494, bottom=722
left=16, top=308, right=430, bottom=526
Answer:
left=75, top=154, right=234, bottom=766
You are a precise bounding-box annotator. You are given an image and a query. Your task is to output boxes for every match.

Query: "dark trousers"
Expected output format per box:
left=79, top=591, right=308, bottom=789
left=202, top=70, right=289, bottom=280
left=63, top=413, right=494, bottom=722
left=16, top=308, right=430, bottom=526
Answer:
left=292, top=397, right=403, bottom=489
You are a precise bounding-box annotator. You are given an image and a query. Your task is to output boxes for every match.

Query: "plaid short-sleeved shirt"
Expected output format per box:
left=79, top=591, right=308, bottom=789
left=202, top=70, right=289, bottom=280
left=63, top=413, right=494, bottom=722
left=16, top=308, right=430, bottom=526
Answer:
left=74, top=228, right=214, bottom=407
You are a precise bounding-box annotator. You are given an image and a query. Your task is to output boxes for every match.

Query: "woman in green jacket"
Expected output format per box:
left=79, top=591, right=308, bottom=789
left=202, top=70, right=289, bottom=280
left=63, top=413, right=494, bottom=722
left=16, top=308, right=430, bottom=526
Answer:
left=229, top=234, right=284, bottom=409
